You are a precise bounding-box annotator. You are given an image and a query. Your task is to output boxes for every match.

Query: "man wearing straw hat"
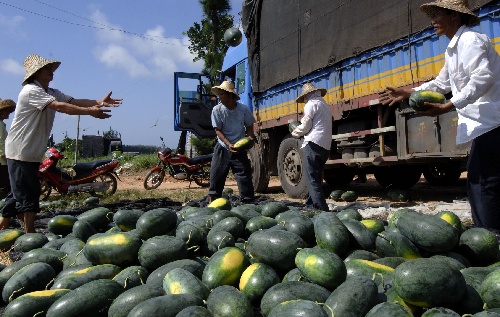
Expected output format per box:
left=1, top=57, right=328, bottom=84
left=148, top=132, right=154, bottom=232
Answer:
left=0, top=54, right=122, bottom=233
left=292, top=82, right=332, bottom=211
left=0, top=99, right=16, bottom=198
left=379, top=0, right=500, bottom=233
left=209, top=80, right=256, bottom=203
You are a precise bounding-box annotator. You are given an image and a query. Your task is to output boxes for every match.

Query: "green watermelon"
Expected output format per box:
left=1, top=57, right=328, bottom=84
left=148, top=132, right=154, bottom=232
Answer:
left=409, top=90, right=445, bottom=111
left=233, top=137, right=254, bottom=152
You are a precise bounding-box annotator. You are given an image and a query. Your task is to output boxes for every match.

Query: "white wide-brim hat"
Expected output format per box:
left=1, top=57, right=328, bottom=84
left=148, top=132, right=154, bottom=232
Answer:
left=296, top=82, right=327, bottom=103
left=211, top=81, right=240, bottom=100
left=421, top=0, right=480, bottom=26
left=22, top=54, right=61, bottom=86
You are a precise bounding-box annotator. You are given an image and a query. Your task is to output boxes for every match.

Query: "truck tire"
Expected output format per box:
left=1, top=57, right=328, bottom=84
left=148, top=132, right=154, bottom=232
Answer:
left=277, top=136, right=307, bottom=198
left=423, top=162, right=462, bottom=186
left=373, top=165, right=422, bottom=189
left=324, top=167, right=355, bottom=189
left=248, top=146, right=270, bottom=193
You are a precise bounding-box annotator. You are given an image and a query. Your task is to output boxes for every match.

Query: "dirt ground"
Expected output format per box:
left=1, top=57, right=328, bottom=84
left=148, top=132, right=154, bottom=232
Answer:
left=116, top=169, right=469, bottom=206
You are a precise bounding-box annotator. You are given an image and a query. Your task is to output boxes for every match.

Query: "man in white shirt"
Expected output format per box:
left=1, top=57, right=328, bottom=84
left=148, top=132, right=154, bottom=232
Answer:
left=1, top=54, right=121, bottom=233
left=379, top=0, right=500, bottom=233
left=292, top=82, right=333, bottom=211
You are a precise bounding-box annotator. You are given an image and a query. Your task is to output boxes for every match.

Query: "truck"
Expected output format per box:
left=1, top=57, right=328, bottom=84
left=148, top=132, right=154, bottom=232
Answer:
left=173, top=0, right=500, bottom=198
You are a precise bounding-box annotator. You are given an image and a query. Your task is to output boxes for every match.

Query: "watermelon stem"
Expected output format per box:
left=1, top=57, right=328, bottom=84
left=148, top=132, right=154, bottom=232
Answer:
left=9, top=286, right=25, bottom=303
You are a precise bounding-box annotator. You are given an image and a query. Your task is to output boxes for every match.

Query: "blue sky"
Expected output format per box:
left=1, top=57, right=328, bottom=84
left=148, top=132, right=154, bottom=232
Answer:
left=0, top=0, right=243, bottom=148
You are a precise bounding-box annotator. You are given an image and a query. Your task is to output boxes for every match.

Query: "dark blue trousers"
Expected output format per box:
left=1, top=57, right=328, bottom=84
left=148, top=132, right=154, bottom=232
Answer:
left=209, top=142, right=254, bottom=201
left=467, top=125, right=500, bottom=232
left=303, top=141, right=329, bottom=211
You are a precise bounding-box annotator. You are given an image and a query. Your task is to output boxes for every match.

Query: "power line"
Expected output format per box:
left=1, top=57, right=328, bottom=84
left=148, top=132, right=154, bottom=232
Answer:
left=0, top=0, right=188, bottom=46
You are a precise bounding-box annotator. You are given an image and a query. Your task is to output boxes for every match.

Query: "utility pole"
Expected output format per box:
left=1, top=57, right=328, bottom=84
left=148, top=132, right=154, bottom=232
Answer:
left=74, top=115, right=80, bottom=164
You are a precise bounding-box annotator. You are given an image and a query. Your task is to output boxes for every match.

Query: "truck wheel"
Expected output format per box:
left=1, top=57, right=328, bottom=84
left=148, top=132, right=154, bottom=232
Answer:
left=248, top=146, right=270, bottom=193
left=423, top=162, right=462, bottom=186
left=277, top=137, right=307, bottom=198
left=374, top=165, right=422, bottom=189
left=324, top=167, right=355, bottom=189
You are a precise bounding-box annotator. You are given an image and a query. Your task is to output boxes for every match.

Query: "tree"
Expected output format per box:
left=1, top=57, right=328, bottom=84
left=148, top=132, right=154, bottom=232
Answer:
left=190, top=135, right=216, bottom=155
left=184, top=0, right=235, bottom=80
left=103, top=127, right=121, bottom=139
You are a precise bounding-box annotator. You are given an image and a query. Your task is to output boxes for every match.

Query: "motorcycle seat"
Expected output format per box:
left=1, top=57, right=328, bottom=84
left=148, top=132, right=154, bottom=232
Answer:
left=73, top=159, right=113, bottom=174
left=189, top=154, right=213, bottom=165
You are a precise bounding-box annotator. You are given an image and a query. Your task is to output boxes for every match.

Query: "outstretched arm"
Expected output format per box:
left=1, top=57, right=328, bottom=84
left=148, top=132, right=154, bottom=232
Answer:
left=70, top=91, right=122, bottom=108
left=378, top=86, right=414, bottom=106
left=46, top=101, right=112, bottom=119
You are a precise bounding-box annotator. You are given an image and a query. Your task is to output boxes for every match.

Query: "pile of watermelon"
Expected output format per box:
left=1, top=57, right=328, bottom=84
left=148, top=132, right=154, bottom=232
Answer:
left=0, top=197, right=499, bottom=317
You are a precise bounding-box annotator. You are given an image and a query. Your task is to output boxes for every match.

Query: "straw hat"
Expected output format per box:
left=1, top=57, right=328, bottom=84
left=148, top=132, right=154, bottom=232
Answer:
left=296, top=82, right=327, bottom=103
left=211, top=81, right=240, bottom=100
left=22, top=54, right=61, bottom=86
left=0, top=99, right=16, bottom=113
left=421, top=0, right=480, bottom=26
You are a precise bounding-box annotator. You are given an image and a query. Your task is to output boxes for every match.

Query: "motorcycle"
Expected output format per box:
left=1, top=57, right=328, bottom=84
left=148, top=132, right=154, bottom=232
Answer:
left=39, top=147, right=121, bottom=200
left=143, top=146, right=212, bottom=190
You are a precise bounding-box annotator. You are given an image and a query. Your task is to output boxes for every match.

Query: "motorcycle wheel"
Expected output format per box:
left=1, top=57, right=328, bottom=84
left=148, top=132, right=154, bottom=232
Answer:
left=39, top=178, right=52, bottom=201
left=92, top=173, right=117, bottom=196
left=144, top=169, right=165, bottom=190
left=192, top=166, right=210, bottom=188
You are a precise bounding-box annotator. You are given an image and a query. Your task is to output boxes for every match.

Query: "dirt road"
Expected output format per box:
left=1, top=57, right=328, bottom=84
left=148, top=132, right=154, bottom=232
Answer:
left=116, top=170, right=469, bottom=206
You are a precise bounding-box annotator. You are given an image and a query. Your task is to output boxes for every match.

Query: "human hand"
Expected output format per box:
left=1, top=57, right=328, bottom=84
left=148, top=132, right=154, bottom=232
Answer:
left=379, top=86, right=413, bottom=106
left=88, top=106, right=112, bottom=119
left=99, top=91, right=122, bottom=107
left=415, top=101, right=454, bottom=116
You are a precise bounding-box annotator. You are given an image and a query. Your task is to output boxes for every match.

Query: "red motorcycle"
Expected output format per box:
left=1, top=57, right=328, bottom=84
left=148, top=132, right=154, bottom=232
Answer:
left=143, top=147, right=212, bottom=190
left=38, top=147, right=121, bottom=200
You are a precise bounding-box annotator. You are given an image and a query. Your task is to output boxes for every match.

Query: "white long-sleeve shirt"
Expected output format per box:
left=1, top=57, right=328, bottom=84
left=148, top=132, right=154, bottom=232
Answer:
left=292, top=95, right=332, bottom=150
left=415, top=25, right=500, bottom=144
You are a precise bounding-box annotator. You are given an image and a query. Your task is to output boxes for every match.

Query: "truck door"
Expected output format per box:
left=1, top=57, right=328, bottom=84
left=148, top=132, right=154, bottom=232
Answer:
left=174, top=72, right=216, bottom=138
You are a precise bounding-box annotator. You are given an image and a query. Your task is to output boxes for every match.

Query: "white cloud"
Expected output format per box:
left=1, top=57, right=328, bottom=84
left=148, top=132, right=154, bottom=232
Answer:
left=0, top=58, right=24, bottom=75
left=0, top=14, right=25, bottom=34
left=96, top=45, right=151, bottom=78
left=89, top=10, right=203, bottom=79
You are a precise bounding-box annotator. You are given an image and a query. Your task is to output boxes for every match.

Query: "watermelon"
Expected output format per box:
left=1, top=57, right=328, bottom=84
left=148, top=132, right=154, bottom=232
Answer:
left=393, top=257, right=467, bottom=308
left=480, top=269, right=500, bottom=309
left=246, top=229, right=307, bottom=273
left=458, top=227, right=499, bottom=266
left=84, top=232, right=143, bottom=266
left=112, top=265, right=149, bottom=290
left=3, top=289, right=71, bottom=317
left=48, top=215, right=78, bottom=236
left=107, top=284, right=165, bottom=317
left=409, top=90, right=445, bottom=111
left=202, top=246, right=250, bottom=289
left=224, top=27, right=242, bottom=47
left=288, top=121, right=301, bottom=133
left=208, top=197, right=232, bottom=210
left=206, top=285, right=254, bottom=317
left=2, top=262, right=56, bottom=303
left=0, top=229, right=24, bottom=251
left=365, top=302, right=413, bottom=317
left=13, top=233, right=49, bottom=252
left=295, top=248, right=346, bottom=291
left=163, top=267, right=210, bottom=300
left=260, top=281, right=331, bottom=316
left=127, top=294, right=205, bottom=317
left=323, top=275, right=379, bottom=317
left=51, top=264, right=121, bottom=290
left=46, top=279, right=124, bottom=317
left=233, top=136, right=254, bottom=152
left=239, top=263, right=281, bottom=302
left=269, top=299, right=328, bottom=317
